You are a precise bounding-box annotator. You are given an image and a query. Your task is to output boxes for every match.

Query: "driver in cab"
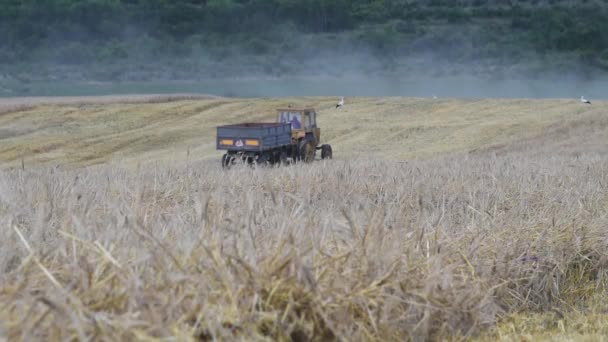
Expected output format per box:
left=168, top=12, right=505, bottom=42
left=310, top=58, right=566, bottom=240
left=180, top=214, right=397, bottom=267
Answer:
left=290, top=115, right=301, bottom=129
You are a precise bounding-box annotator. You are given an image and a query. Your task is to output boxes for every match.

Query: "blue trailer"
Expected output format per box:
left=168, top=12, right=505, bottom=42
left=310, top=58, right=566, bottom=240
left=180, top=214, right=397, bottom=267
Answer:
left=216, top=122, right=297, bottom=167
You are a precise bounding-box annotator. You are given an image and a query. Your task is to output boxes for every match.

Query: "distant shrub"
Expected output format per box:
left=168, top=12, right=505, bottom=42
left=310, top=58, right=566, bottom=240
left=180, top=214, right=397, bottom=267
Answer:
left=245, top=38, right=271, bottom=55
left=394, top=20, right=417, bottom=34
left=0, top=49, right=16, bottom=64
left=511, top=17, right=533, bottom=30
left=96, top=41, right=128, bottom=61
left=357, top=23, right=402, bottom=53
left=55, top=42, right=95, bottom=65
left=445, top=8, right=470, bottom=23
left=598, top=48, right=608, bottom=68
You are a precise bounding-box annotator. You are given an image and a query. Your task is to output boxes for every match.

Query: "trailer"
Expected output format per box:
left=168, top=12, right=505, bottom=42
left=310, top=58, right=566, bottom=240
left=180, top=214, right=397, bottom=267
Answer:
left=217, top=122, right=295, bottom=167
left=216, top=108, right=332, bottom=168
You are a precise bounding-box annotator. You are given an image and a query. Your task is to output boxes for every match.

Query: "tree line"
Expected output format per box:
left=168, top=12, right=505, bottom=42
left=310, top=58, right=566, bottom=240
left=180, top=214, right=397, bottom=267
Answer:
left=1, top=0, right=607, bottom=70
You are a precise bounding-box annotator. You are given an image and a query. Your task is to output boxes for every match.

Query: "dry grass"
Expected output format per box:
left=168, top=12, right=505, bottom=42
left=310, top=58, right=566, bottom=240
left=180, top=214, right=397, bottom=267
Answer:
left=0, top=96, right=607, bottom=340
left=0, top=94, right=217, bottom=112
left=1, top=151, right=608, bottom=340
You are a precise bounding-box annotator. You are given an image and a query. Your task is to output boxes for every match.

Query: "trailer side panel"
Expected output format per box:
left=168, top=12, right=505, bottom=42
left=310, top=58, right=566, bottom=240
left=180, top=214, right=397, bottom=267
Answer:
left=216, top=122, right=292, bottom=152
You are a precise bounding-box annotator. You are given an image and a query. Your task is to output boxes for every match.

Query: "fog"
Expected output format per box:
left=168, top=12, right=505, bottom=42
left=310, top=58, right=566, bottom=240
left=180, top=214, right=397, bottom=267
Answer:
left=183, top=75, right=608, bottom=99
left=2, top=41, right=608, bottom=100
left=3, top=2, right=608, bottom=100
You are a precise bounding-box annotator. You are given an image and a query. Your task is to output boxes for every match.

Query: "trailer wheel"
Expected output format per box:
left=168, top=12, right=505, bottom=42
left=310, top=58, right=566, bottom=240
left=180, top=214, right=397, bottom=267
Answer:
left=221, top=154, right=233, bottom=169
left=321, top=144, right=333, bottom=160
left=255, top=153, right=271, bottom=167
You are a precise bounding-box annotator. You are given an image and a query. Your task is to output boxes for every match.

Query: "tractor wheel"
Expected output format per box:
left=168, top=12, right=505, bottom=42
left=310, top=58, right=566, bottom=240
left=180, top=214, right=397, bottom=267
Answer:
left=321, top=144, right=333, bottom=160
left=299, top=140, right=316, bottom=163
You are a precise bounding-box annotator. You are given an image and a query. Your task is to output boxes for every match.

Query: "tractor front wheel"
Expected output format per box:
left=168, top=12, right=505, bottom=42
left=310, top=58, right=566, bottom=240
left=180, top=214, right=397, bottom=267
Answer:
left=321, top=144, right=333, bottom=160
left=299, top=140, right=316, bottom=163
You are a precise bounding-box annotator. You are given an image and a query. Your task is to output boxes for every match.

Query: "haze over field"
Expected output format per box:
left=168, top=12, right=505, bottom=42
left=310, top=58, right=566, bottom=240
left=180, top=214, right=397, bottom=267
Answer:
left=3, top=75, right=608, bottom=99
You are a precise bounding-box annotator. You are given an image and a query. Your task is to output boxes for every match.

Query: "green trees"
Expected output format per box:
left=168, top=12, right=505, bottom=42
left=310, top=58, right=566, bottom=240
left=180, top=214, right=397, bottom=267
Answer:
left=0, top=0, right=607, bottom=74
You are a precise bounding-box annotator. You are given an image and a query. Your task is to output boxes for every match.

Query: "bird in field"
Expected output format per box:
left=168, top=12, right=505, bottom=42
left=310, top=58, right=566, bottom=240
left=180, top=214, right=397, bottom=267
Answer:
left=336, top=97, right=344, bottom=108
left=581, top=96, right=591, bottom=104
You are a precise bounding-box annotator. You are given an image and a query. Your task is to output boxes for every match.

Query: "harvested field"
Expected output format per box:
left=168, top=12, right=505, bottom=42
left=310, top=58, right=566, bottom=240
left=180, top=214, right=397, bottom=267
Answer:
left=0, top=96, right=605, bottom=168
left=0, top=96, right=607, bottom=341
left=0, top=94, right=217, bottom=110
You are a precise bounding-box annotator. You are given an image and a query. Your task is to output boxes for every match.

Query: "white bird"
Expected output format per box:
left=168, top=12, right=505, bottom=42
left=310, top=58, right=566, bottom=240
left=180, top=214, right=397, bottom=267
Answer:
left=581, top=96, right=591, bottom=104
left=336, top=97, right=344, bottom=108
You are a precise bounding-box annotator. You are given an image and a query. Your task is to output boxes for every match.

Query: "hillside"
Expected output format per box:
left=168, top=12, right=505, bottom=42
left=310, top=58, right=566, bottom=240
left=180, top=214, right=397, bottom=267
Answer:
left=0, top=95, right=605, bottom=169
left=2, top=0, right=608, bottom=94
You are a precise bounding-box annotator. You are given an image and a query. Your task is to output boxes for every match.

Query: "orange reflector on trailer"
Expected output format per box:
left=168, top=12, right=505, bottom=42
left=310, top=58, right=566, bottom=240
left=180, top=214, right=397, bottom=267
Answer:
left=220, top=139, right=234, bottom=146
left=245, top=139, right=260, bottom=146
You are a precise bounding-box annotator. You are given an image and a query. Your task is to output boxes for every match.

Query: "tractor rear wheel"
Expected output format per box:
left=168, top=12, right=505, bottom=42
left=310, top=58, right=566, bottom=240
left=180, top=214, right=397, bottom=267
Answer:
left=321, top=144, right=333, bottom=160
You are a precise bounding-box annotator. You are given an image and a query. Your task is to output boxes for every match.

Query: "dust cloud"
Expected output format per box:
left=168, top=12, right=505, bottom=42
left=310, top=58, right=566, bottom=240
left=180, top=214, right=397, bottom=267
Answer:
left=1, top=34, right=607, bottom=99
